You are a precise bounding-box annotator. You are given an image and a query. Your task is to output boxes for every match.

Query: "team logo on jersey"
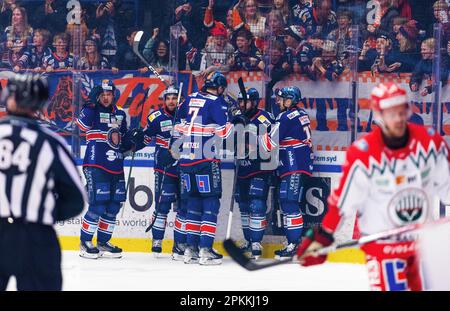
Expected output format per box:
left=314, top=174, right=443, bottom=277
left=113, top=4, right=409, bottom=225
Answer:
left=107, top=128, right=121, bottom=149
left=106, top=150, right=117, bottom=161
left=189, top=98, right=206, bottom=107
left=387, top=188, right=429, bottom=226
left=355, top=139, right=369, bottom=152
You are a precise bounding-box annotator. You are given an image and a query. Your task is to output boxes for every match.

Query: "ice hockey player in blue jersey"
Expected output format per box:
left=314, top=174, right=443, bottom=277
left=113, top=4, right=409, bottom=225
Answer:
left=143, top=86, right=187, bottom=260
left=262, top=86, right=314, bottom=259
left=173, top=72, right=233, bottom=265
left=76, top=79, right=141, bottom=259
left=234, top=88, right=275, bottom=260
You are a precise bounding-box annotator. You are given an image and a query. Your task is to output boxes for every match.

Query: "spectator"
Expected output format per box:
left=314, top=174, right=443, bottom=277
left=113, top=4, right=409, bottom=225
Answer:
left=366, top=33, right=403, bottom=75
left=78, top=37, right=111, bottom=70
left=66, top=6, right=90, bottom=58
left=175, top=1, right=208, bottom=50
left=295, top=0, right=337, bottom=39
left=335, top=0, right=365, bottom=25
left=327, top=10, right=353, bottom=61
left=230, top=29, right=264, bottom=71
left=393, top=19, right=420, bottom=72
left=14, top=28, right=52, bottom=71
left=410, top=38, right=449, bottom=96
left=143, top=28, right=170, bottom=74
left=297, top=33, right=323, bottom=77
left=0, top=42, right=23, bottom=69
left=290, top=0, right=311, bottom=25
left=94, top=0, right=132, bottom=66
left=265, top=9, right=287, bottom=40
left=2, top=6, right=33, bottom=51
left=43, top=32, right=74, bottom=71
left=363, top=0, right=399, bottom=36
left=283, top=25, right=305, bottom=74
left=392, top=16, right=409, bottom=35
left=198, top=23, right=234, bottom=77
left=0, top=0, right=18, bottom=32
left=310, top=40, right=346, bottom=81
left=235, top=0, right=266, bottom=39
left=265, top=39, right=291, bottom=82
left=33, top=0, right=66, bottom=36
left=358, top=33, right=378, bottom=71
left=393, top=0, right=412, bottom=20
left=432, top=0, right=449, bottom=24
left=272, top=0, right=290, bottom=24
left=114, top=27, right=149, bottom=73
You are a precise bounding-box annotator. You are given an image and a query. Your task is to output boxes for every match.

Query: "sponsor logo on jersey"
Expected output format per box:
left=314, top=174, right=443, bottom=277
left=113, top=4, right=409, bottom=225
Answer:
left=387, top=188, right=428, bottom=226
left=160, top=120, right=173, bottom=132
left=257, top=115, right=271, bottom=127
left=189, top=98, right=206, bottom=107
left=375, top=178, right=390, bottom=186
left=299, top=115, right=310, bottom=125
left=427, top=127, right=435, bottom=136
left=106, top=150, right=117, bottom=161
left=421, top=168, right=431, bottom=179
left=287, top=110, right=300, bottom=119
left=395, top=176, right=405, bottom=185
left=149, top=111, right=161, bottom=122
left=96, top=189, right=110, bottom=195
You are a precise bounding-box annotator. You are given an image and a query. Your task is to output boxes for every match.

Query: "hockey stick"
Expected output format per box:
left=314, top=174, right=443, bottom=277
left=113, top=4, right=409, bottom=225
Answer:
left=224, top=216, right=450, bottom=271
left=145, top=82, right=183, bottom=233
left=133, top=31, right=170, bottom=87
left=225, top=77, right=247, bottom=239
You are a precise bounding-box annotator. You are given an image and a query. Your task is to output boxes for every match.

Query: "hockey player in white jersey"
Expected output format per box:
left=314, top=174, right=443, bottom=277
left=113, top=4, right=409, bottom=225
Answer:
left=297, top=82, right=450, bottom=291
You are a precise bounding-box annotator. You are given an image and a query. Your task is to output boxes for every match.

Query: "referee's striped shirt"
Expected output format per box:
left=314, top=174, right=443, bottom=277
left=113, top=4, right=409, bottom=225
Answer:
left=0, top=115, right=86, bottom=225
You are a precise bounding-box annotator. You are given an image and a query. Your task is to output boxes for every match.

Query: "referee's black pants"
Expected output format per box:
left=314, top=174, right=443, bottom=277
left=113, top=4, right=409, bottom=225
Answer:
left=0, top=219, right=62, bottom=291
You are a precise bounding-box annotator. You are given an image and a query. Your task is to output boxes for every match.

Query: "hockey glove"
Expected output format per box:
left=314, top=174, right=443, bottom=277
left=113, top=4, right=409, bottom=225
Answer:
left=156, top=148, right=177, bottom=168
left=297, top=226, right=334, bottom=267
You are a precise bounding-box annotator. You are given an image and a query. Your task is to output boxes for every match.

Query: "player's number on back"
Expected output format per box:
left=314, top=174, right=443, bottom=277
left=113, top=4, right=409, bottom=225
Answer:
left=0, top=140, right=31, bottom=172
left=187, top=107, right=200, bottom=135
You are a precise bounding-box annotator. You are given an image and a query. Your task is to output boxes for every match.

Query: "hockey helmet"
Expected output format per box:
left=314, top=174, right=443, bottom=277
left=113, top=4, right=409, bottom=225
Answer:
left=1, top=73, right=49, bottom=111
left=281, top=86, right=302, bottom=105
left=203, top=71, right=228, bottom=90
left=162, top=86, right=179, bottom=99
left=238, top=88, right=260, bottom=102
left=100, top=79, right=116, bottom=93
left=370, top=82, right=408, bottom=111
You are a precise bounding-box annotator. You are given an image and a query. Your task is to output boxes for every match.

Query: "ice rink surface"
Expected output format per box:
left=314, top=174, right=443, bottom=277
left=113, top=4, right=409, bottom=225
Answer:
left=6, top=251, right=370, bottom=291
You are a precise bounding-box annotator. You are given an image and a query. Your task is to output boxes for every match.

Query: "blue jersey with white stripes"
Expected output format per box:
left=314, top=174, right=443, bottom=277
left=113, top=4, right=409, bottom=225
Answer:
left=271, top=107, right=313, bottom=178
left=174, top=91, right=233, bottom=167
left=237, top=109, right=275, bottom=179
left=76, top=103, right=128, bottom=174
left=143, top=107, right=177, bottom=177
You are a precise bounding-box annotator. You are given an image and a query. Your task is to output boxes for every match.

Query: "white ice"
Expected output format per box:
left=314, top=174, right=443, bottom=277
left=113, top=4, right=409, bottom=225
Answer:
left=6, top=251, right=370, bottom=291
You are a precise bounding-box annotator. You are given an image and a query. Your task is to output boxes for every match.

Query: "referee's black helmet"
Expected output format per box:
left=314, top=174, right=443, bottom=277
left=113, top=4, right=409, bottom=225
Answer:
left=1, top=73, right=49, bottom=111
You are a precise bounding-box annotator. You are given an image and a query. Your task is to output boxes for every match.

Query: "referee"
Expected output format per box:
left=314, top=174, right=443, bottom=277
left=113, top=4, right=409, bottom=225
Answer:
left=0, top=73, right=86, bottom=291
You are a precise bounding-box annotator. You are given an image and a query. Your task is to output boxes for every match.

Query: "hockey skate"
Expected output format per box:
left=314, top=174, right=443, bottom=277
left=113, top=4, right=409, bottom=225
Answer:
left=98, top=241, right=123, bottom=259
left=172, top=243, right=187, bottom=261
left=80, top=240, right=100, bottom=259
left=251, top=242, right=263, bottom=260
left=199, top=248, right=223, bottom=265
left=183, top=246, right=200, bottom=264
left=274, top=243, right=298, bottom=260
left=152, top=239, right=162, bottom=258
left=238, top=240, right=252, bottom=258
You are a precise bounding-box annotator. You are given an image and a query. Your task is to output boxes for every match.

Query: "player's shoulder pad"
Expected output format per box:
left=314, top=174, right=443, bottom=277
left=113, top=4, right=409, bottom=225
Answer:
left=286, top=109, right=301, bottom=120
left=148, top=110, right=162, bottom=123
left=256, top=111, right=273, bottom=127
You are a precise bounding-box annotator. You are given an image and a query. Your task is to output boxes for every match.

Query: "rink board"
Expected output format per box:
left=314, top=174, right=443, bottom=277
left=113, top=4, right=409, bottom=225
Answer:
left=55, top=148, right=366, bottom=263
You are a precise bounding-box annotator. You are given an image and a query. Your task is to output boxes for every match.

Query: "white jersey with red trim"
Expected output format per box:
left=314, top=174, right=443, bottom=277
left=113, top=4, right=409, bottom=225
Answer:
left=323, top=124, right=450, bottom=237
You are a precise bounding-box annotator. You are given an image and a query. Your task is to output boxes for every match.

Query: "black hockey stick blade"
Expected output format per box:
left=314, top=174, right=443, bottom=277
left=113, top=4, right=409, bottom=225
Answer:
left=237, top=77, right=247, bottom=105
left=223, top=239, right=293, bottom=271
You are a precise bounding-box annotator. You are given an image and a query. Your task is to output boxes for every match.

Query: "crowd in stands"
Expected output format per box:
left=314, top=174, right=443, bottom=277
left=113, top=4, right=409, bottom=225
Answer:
left=1, top=0, right=450, bottom=95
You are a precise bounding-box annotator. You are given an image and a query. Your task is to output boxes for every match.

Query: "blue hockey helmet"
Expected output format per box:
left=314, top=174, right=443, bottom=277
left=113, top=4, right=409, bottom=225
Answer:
left=203, top=71, right=228, bottom=90
left=162, top=85, right=179, bottom=99
left=100, top=79, right=116, bottom=93
left=281, top=86, right=302, bottom=105
left=238, top=88, right=260, bottom=101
